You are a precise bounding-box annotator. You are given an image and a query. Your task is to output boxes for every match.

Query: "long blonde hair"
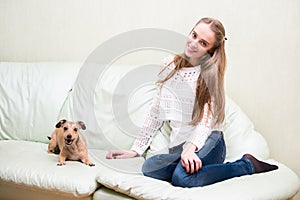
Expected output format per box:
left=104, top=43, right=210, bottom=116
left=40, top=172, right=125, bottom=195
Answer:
left=158, top=17, right=227, bottom=127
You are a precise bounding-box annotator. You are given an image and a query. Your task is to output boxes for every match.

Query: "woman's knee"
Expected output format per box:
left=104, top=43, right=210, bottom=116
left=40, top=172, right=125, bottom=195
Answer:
left=142, top=154, right=179, bottom=181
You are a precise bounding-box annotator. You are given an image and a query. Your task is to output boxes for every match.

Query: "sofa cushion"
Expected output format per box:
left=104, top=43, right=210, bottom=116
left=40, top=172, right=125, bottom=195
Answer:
left=0, top=62, right=81, bottom=143
left=216, top=96, right=270, bottom=161
left=0, top=140, right=100, bottom=197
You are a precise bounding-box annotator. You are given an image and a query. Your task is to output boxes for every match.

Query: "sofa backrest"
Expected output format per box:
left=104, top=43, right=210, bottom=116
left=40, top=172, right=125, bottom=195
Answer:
left=0, top=62, right=81, bottom=143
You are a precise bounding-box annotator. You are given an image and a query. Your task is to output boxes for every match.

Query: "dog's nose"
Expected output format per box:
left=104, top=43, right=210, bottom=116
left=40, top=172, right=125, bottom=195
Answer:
left=67, top=134, right=72, bottom=139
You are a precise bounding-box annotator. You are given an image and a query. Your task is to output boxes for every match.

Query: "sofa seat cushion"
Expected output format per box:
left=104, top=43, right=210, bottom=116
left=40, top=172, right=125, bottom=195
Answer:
left=0, top=140, right=100, bottom=197
left=92, top=149, right=300, bottom=200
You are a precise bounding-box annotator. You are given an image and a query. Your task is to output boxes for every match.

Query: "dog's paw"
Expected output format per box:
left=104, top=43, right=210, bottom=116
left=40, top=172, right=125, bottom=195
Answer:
left=57, top=162, right=66, bottom=166
left=88, top=163, right=95, bottom=167
left=84, top=162, right=95, bottom=167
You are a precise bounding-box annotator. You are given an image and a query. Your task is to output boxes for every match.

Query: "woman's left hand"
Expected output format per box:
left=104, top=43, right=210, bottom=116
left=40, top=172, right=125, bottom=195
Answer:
left=181, top=143, right=202, bottom=174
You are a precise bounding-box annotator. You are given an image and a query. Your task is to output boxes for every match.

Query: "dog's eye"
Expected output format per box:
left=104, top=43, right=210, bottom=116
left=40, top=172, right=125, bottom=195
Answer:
left=74, top=128, right=78, bottom=132
left=64, top=127, right=68, bottom=131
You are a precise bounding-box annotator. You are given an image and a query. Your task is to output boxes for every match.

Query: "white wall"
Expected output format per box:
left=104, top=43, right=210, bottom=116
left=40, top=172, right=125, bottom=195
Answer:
left=1, top=0, right=299, bottom=198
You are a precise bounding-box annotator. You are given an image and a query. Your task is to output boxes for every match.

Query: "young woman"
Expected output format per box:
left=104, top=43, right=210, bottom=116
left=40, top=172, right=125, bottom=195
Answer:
left=106, top=17, right=278, bottom=187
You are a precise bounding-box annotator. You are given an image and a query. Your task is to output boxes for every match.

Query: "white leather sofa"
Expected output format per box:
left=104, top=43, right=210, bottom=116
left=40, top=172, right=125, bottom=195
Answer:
left=0, top=62, right=299, bottom=200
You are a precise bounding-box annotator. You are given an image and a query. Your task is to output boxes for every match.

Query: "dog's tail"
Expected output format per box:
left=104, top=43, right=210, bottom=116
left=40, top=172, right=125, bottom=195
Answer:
left=47, top=136, right=51, bottom=140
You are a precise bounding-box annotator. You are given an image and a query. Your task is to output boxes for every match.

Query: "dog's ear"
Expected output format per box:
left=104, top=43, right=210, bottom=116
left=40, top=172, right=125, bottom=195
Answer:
left=77, top=121, right=86, bottom=130
left=55, top=119, right=67, bottom=128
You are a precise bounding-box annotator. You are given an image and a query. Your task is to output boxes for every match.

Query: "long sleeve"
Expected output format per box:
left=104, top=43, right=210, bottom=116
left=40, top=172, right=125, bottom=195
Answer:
left=183, top=103, right=213, bottom=151
left=131, top=85, right=164, bottom=155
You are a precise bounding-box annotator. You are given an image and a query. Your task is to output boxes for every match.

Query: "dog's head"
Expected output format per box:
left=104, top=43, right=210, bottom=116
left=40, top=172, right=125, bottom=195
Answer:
left=56, top=119, right=86, bottom=145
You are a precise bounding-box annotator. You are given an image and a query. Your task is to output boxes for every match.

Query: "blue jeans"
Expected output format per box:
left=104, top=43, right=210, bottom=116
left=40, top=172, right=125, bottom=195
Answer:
left=142, top=131, right=254, bottom=187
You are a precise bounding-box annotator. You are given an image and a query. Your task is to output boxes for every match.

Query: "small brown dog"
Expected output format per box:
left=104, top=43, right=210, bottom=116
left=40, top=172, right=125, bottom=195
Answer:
left=48, top=119, right=95, bottom=166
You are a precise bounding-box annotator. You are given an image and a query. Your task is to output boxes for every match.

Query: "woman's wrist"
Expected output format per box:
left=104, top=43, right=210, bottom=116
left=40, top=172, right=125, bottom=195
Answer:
left=130, top=150, right=139, bottom=156
left=182, top=142, right=197, bottom=154
left=129, top=149, right=140, bottom=156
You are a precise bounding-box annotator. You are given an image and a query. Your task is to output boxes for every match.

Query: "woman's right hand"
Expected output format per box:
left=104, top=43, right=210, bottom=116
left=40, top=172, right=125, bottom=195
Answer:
left=106, top=150, right=138, bottom=159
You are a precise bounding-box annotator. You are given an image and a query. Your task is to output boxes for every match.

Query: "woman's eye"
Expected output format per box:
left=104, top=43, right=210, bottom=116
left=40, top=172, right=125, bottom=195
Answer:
left=192, top=32, right=197, bottom=38
left=200, top=40, right=207, bottom=47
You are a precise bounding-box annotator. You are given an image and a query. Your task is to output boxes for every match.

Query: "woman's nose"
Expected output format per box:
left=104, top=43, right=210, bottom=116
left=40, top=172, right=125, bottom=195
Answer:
left=190, top=40, right=197, bottom=48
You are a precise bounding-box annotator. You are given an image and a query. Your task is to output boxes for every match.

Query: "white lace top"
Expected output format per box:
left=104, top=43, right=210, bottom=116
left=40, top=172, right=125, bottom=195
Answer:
left=131, top=55, right=214, bottom=155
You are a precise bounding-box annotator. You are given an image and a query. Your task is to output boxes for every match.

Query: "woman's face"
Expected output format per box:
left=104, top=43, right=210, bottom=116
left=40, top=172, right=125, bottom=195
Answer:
left=184, top=22, right=216, bottom=66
